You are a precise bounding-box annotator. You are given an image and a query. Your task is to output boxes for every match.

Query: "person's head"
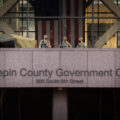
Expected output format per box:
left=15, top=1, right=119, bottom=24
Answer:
left=44, top=35, right=48, bottom=40
left=79, top=37, right=83, bottom=42
left=63, top=36, right=67, bottom=41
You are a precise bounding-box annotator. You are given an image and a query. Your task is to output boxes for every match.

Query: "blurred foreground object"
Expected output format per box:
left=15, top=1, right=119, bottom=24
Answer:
left=0, top=34, right=37, bottom=48
left=0, top=34, right=15, bottom=48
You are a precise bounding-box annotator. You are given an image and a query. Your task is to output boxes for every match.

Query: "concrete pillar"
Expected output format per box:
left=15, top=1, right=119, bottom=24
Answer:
left=53, top=89, right=68, bottom=120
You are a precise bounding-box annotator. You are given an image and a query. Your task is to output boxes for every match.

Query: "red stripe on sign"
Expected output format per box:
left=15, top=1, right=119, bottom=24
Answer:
left=74, top=0, right=79, bottom=47
left=42, top=21, right=46, bottom=39
left=66, top=0, right=71, bottom=43
left=35, top=21, right=38, bottom=47
left=50, top=21, right=54, bottom=48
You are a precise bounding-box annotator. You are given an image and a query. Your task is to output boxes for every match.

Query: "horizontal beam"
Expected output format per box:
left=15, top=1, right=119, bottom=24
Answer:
left=101, top=0, right=120, bottom=17
left=0, top=48, right=118, bottom=88
left=0, top=0, right=20, bottom=34
left=0, top=0, right=20, bottom=17
left=0, top=20, right=14, bottom=34
left=95, top=21, right=120, bottom=48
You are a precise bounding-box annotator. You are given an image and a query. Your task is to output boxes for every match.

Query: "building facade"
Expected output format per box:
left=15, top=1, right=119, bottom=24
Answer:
left=0, top=0, right=120, bottom=120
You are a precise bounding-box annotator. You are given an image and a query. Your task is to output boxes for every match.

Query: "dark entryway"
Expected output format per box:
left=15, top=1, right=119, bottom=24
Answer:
left=2, top=89, right=52, bottom=120
left=68, top=88, right=120, bottom=120
left=1, top=88, right=120, bottom=120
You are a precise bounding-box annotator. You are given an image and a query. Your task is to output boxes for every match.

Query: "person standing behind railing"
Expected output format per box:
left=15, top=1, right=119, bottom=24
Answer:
left=76, top=37, right=85, bottom=48
left=39, top=35, right=51, bottom=48
left=60, top=36, right=72, bottom=48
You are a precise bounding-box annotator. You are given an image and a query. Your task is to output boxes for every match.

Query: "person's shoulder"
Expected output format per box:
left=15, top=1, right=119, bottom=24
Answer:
left=47, top=41, right=51, bottom=43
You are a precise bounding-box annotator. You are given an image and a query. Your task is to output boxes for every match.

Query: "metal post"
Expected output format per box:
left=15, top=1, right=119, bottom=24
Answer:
left=59, top=0, right=62, bottom=44
left=92, top=0, right=95, bottom=48
left=22, top=0, right=24, bottom=36
left=27, top=0, right=29, bottom=38
left=98, top=0, right=100, bottom=40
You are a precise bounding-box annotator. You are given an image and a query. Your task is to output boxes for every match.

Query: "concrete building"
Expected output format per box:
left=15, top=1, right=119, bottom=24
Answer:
left=0, top=0, right=120, bottom=120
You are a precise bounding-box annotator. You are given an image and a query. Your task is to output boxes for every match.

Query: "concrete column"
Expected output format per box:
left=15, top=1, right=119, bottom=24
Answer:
left=53, top=89, right=68, bottom=120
